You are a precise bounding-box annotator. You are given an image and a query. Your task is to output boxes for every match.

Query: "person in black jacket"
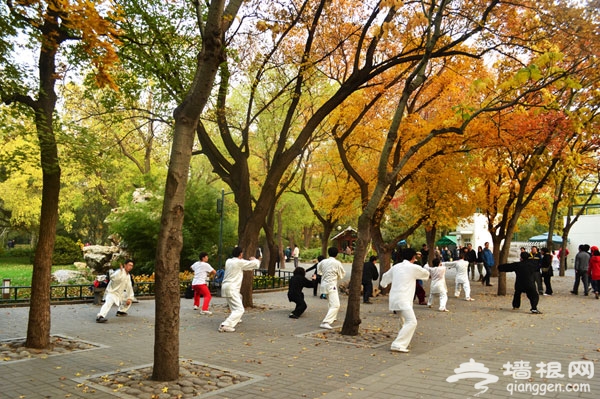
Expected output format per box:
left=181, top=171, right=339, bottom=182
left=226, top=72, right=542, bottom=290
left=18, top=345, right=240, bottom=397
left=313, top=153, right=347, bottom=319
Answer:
left=287, top=267, right=315, bottom=318
left=498, top=252, right=541, bottom=314
left=540, top=247, right=553, bottom=296
left=305, top=255, right=324, bottom=297
left=362, top=255, right=379, bottom=304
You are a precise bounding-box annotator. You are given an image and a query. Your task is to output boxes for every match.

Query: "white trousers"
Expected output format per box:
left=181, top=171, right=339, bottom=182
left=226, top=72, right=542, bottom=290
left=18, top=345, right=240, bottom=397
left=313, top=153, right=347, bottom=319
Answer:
left=427, top=291, right=448, bottom=310
left=322, top=287, right=340, bottom=324
left=391, top=308, right=418, bottom=351
left=97, top=293, right=131, bottom=318
left=455, top=281, right=471, bottom=299
left=222, top=292, right=244, bottom=328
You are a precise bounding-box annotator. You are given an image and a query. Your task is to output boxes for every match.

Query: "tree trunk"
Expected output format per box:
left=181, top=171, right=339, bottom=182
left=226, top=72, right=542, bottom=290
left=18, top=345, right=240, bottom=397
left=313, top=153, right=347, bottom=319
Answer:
left=26, top=111, right=60, bottom=349
left=341, top=213, right=371, bottom=336
left=152, top=0, right=233, bottom=381
left=25, top=12, right=62, bottom=350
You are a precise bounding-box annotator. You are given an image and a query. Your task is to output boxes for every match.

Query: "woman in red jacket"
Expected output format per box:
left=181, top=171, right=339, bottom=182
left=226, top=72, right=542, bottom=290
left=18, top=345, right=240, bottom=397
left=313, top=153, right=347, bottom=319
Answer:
left=588, top=246, right=600, bottom=299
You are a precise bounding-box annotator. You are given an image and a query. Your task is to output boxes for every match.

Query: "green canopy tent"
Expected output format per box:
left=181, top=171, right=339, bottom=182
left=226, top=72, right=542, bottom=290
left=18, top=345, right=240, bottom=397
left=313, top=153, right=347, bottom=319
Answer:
left=436, top=235, right=458, bottom=246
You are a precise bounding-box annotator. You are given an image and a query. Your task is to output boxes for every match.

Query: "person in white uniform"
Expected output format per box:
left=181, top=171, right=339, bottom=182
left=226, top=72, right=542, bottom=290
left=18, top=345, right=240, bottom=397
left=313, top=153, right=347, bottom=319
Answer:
left=218, top=247, right=261, bottom=332
left=96, top=260, right=135, bottom=323
left=424, top=258, right=449, bottom=311
left=443, top=251, right=474, bottom=301
left=317, top=247, right=346, bottom=330
left=380, top=248, right=430, bottom=353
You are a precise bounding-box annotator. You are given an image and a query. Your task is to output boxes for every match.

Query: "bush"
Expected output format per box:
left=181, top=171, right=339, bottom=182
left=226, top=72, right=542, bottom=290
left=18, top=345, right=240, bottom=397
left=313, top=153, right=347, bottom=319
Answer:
left=52, top=236, right=83, bottom=265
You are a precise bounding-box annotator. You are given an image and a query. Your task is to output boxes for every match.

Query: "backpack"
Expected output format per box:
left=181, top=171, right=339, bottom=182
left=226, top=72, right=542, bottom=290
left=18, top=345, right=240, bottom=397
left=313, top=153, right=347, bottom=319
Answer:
left=214, top=269, right=225, bottom=284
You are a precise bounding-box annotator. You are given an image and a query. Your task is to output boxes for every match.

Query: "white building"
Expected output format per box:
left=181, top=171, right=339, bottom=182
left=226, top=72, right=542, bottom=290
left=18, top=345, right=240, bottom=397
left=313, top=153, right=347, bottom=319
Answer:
left=451, top=213, right=494, bottom=250
left=564, top=214, right=600, bottom=265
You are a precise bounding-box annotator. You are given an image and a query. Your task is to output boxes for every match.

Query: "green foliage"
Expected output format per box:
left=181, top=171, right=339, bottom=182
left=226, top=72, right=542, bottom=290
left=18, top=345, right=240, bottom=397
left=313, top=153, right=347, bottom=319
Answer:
left=108, top=180, right=237, bottom=274
left=52, top=236, right=83, bottom=265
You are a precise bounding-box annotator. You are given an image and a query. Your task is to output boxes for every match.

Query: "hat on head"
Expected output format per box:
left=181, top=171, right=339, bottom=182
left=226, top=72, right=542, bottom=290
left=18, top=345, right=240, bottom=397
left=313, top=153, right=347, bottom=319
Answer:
left=591, top=245, right=599, bottom=253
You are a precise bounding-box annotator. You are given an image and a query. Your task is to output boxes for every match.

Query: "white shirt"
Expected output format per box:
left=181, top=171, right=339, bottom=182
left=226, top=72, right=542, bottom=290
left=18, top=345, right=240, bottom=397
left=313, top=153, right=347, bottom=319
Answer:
left=443, top=259, right=469, bottom=284
left=381, top=260, right=430, bottom=311
left=191, top=261, right=215, bottom=285
left=424, top=264, right=447, bottom=294
left=317, top=257, right=346, bottom=294
left=105, top=269, right=134, bottom=304
left=292, top=247, right=299, bottom=257
left=221, top=257, right=261, bottom=297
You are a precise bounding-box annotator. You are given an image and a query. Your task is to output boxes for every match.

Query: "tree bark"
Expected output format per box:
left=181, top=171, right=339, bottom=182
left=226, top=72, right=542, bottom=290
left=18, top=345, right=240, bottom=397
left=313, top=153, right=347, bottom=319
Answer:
left=152, top=0, right=235, bottom=381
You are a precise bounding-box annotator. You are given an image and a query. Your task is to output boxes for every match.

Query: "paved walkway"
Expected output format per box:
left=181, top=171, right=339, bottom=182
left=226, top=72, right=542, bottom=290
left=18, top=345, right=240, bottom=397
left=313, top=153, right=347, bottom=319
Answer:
left=0, top=266, right=598, bottom=399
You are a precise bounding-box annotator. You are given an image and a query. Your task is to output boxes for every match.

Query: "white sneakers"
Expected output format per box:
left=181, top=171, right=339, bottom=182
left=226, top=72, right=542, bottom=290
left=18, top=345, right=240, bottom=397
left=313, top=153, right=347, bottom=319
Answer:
left=218, top=324, right=235, bottom=332
left=466, top=297, right=475, bottom=301
left=319, top=322, right=333, bottom=330
left=200, top=310, right=212, bottom=315
left=390, top=347, right=410, bottom=353
left=193, top=306, right=199, bottom=310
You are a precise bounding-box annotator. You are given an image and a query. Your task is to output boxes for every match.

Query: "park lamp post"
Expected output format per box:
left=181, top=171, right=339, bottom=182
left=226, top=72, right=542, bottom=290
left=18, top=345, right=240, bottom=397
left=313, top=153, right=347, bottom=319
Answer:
left=217, top=188, right=234, bottom=268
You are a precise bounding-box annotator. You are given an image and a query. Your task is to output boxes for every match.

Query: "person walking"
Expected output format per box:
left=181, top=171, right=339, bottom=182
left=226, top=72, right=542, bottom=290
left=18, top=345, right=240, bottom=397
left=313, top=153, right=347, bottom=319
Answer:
left=362, top=255, right=379, bottom=304
left=96, top=260, right=135, bottom=323
left=287, top=267, right=315, bottom=318
left=190, top=252, right=216, bottom=314
left=498, top=252, right=541, bottom=314
left=218, top=247, right=261, bottom=332
left=380, top=247, right=430, bottom=353
left=481, top=242, right=494, bottom=287
left=571, top=244, right=591, bottom=296
left=317, top=247, right=346, bottom=330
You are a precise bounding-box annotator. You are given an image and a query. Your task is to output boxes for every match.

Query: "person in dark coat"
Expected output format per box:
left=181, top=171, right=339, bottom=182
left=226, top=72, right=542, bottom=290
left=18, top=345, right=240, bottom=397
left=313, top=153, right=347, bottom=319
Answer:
left=305, top=255, right=324, bottom=297
left=362, top=255, right=379, bottom=304
left=540, top=247, right=553, bottom=295
left=498, top=252, right=541, bottom=314
left=287, top=267, right=315, bottom=318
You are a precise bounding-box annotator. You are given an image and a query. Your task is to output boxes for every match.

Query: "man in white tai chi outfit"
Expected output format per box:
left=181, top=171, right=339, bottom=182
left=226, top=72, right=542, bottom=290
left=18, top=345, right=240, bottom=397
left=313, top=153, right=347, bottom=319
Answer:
left=381, top=247, right=430, bottom=352
left=96, top=259, right=135, bottom=323
left=218, top=247, right=261, bottom=332
left=317, top=247, right=346, bottom=330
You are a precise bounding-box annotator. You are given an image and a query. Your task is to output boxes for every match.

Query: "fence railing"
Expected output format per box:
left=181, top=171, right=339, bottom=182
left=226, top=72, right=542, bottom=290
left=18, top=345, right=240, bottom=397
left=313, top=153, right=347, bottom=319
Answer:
left=0, top=269, right=293, bottom=305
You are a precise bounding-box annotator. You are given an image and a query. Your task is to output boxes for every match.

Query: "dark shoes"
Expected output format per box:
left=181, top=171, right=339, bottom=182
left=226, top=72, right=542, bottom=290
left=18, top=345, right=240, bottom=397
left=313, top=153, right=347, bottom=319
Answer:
left=363, top=301, right=372, bottom=304
left=116, top=311, right=128, bottom=317
left=289, top=313, right=299, bottom=319
left=486, top=284, right=493, bottom=286
left=570, top=291, right=578, bottom=295
left=530, top=309, right=542, bottom=314
left=96, top=316, right=107, bottom=323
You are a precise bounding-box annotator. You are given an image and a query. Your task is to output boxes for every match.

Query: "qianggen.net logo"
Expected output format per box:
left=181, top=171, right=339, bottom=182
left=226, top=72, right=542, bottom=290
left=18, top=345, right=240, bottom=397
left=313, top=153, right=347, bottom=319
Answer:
left=446, top=358, right=593, bottom=397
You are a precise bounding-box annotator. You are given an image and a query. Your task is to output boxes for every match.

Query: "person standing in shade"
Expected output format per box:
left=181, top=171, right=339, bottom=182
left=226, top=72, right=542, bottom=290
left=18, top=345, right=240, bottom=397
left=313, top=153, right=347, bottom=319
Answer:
left=481, top=242, right=494, bottom=287
left=218, top=247, right=261, bottom=332
left=190, top=252, right=216, bottom=314
left=539, top=247, right=553, bottom=296
left=96, top=260, right=135, bottom=323
left=530, top=246, right=543, bottom=295
left=317, top=247, right=346, bottom=330
left=287, top=267, right=315, bottom=318
left=498, top=251, right=541, bottom=314
left=381, top=247, right=430, bottom=353
left=588, top=246, right=600, bottom=299
left=571, top=244, right=591, bottom=296
left=362, top=255, right=379, bottom=304
left=464, top=243, right=478, bottom=281
left=292, top=245, right=300, bottom=268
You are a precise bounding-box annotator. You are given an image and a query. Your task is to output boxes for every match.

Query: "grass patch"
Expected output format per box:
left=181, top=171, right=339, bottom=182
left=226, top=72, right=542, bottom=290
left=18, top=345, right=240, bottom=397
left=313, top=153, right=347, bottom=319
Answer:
left=0, top=257, right=78, bottom=286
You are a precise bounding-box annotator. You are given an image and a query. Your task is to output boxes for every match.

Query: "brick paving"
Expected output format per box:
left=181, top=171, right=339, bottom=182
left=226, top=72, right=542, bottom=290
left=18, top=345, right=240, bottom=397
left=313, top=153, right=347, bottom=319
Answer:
left=0, top=265, right=597, bottom=399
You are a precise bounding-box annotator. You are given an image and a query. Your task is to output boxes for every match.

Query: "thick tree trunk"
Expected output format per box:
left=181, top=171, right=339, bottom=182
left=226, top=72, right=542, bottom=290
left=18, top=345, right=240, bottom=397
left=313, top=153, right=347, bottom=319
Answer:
left=26, top=113, right=60, bottom=349
left=152, top=0, right=233, bottom=381
left=341, top=213, right=371, bottom=336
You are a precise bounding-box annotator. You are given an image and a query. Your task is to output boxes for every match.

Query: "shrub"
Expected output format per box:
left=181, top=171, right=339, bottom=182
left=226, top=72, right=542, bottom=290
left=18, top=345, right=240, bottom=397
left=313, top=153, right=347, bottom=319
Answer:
left=52, top=236, right=83, bottom=265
